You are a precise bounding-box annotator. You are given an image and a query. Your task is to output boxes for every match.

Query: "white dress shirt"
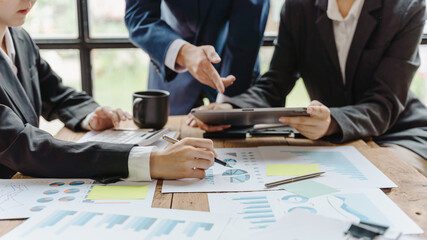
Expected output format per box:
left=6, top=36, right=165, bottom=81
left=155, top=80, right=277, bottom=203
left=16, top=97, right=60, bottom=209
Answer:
left=1, top=28, right=152, bottom=181
left=327, top=0, right=365, bottom=85
left=0, top=29, right=18, bottom=76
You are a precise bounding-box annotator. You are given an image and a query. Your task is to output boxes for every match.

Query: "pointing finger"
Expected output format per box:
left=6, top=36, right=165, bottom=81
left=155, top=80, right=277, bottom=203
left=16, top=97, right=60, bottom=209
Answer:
left=203, top=63, right=224, bottom=93
left=203, top=46, right=221, bottom=63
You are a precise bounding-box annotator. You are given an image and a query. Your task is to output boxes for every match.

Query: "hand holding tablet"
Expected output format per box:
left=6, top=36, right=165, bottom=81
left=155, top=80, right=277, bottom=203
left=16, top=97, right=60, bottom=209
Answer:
left=191, top=107, right=309, bottom=126
left=186, top=102, right=309, bottom=132
left=187, top=101, right=338, bottom=141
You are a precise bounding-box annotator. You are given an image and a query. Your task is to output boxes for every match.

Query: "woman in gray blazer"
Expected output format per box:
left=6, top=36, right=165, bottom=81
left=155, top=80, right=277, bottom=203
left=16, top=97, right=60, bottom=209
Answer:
left=189, top=0, right=427, bottom=176
left=0, top=0, right=215, bottom=181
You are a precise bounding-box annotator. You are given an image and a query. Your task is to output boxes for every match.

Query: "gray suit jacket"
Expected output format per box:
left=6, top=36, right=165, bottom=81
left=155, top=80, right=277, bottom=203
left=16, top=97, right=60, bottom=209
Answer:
left=228, top=0, right=427, bottom=159
left=0, top=27, right=133, bottom=180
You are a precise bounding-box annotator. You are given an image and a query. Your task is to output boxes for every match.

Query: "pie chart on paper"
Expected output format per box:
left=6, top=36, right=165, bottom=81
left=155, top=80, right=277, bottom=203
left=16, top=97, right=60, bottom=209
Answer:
left=49, top=182, right=65, bottom=187
left=64, top=188, right=80, bottom=194
left=37, top=197, right=53, bottom=203
left=69, top=181, right=85, bottom=186
left=222, top=169, right=250, bottom=183
left=58, top=196, right=75, bottom=202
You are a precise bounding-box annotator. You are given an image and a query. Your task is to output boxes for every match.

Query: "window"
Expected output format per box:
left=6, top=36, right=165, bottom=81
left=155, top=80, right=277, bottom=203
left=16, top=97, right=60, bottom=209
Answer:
left=24, top=0, right=78, bottom=38
left=24, top=0, right=427, bottom=112
left=40, top=50, right=82, bottom=91
left=88, top=0, right=129, bottom=38
left=92, top=49, right=149, bottom=112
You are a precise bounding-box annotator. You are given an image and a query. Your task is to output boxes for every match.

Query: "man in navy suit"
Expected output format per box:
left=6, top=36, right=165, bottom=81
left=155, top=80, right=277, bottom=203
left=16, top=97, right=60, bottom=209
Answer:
left=125, top=0, right=270, bottom=115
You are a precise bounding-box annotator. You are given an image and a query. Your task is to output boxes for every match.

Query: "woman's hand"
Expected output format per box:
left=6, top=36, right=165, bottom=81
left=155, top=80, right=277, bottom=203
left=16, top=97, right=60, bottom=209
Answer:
left=149, top=138, right=216, bottom=179
left=186, top=103, right=233, bottom=131
left=279, top=100, right=339, bottom=140
left=88, top=107, right=133, bottom=130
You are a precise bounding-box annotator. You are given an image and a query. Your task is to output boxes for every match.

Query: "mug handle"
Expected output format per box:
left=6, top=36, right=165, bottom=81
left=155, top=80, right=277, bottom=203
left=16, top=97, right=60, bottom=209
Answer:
left=133, top=98, right=144, bottom=124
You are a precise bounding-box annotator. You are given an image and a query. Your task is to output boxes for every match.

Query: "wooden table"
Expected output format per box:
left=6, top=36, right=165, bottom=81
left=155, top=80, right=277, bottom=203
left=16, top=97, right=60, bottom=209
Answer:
left=1, top=116, right=427, bottom=238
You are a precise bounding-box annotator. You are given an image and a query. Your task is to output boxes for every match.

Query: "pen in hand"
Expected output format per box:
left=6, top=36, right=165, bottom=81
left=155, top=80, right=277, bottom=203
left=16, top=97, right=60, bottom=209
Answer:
left=162, top=135, right=233, bottom=168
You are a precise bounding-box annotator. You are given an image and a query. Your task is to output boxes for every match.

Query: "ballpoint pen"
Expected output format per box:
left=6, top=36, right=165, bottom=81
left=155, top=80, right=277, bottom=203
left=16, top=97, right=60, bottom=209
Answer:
left=162, top=135, right=233, bottom=168
left=264, top=171, right=325, bottom=188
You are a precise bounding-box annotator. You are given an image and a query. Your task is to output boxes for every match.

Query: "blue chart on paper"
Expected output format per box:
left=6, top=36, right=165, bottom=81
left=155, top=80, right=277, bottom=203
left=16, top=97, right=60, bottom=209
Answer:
left=204, top=168, right=214, bottom=185
left=281, top=195, right=309, bottom=204
left=37, top=197, right=53, bottom=203
left=222, top=169, right=250, bottom=183
left=231, top=195, right=276, bottom=230
left=333, top=193, right=389, bottom=225
left=58, top=196, right=75, bottom=202
left=29, top=206, right=45, bottom=212
left=288, top=206, right=317, bottom=214
left=281, top=151, right=367, bottom=180
left=64, top=188, right=80, bottom=194
left=22, top=210, right=216, bottom=239
left=49, top=182, right=65, bottom=187
left=223, top=159, right=237, bottom=166
left=69, top=181, right=85, bottom=186
left=43, top=189, right=59, bottom=195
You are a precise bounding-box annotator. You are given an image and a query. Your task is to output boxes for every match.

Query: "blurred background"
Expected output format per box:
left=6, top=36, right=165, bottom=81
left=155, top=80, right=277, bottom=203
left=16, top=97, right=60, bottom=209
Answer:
left=24, top=0, right=427, bottom=133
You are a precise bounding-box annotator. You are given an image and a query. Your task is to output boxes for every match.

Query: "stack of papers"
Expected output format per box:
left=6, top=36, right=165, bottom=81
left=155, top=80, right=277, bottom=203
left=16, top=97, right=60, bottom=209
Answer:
left=1, top=145, right=423, bottom=239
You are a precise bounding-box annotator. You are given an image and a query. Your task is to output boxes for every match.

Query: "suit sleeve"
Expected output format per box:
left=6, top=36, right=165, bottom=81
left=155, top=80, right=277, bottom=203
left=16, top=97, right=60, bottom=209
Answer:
left=0, top=104, right=133, bottom=180
left=221, top=0, right=270, bottom=97
left=125, top=0, right=181, bottom=80
left=329, top=0, right=426, bottom=142
left=227, top=1, right=300, bottom=107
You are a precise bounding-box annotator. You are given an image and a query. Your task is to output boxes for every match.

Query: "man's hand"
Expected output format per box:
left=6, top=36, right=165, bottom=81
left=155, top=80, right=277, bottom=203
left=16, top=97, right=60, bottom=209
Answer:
left=176, top=44, right=236, bottom=93
left=150, top=138, right=216, bottom=179
left=279, top=100, right=339, bottom=140
left=186, top=103, right=233, bottom=132
left=88, top=107, right=133, bottom=130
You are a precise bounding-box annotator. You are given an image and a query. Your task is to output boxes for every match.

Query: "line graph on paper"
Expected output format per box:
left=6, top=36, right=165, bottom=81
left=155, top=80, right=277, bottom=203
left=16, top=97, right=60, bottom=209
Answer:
left=0, top=183, right=29, bottom=212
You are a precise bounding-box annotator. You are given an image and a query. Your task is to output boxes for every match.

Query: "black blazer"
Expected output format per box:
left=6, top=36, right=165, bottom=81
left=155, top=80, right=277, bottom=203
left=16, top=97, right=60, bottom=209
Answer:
left=228, top=0, right=427, bottom=159
left=0, top=27, right=133, bottom=180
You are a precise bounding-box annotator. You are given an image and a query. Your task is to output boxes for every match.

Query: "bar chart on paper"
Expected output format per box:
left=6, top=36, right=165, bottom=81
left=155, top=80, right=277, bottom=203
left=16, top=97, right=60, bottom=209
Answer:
left=209, top=189, right=422, bottom=235
left=1, top=206, right=228, bottom=240
left=231, top=196, right=276, bottom=229
left=259, top=146, right=396, bottom=188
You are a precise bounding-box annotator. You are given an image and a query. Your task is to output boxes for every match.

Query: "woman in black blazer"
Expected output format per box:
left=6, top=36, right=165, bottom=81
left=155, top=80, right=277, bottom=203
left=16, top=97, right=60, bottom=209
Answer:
left=189, top=0, right=427, bottom=176
left=0, top=0, right=216, bottom=181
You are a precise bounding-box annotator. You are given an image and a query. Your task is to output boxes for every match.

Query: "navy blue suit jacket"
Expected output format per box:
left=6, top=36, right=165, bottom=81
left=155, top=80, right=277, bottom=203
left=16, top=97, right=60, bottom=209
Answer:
left=125, top=0, right=269, bottom=115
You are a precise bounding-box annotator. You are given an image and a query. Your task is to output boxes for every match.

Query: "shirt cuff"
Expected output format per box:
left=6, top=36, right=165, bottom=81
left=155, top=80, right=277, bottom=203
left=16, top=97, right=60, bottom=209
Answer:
left=124, top=146, right=155, bottom=182
left=216, top=93, right=230, bottom=103
left=80, top=112, right=95, bottom=131
left=165, top=39, right=189, bottom=73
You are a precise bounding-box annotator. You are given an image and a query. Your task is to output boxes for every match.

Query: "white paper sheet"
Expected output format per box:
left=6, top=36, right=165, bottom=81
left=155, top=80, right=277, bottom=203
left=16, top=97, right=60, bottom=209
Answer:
left=259, top=146, right=396, bottom=189
left=246, top=210, right=351, bottom=240
left=0, top=179, right=157, bottom=220
left=0, top=205, right=229, bottom=240
left=208, top=188, right=423, bottom=235
left=162, top=146, right=395, bottom=193
left=162, top=148, right=268, bottom=193
left=0, top=179, right=93, bottom=219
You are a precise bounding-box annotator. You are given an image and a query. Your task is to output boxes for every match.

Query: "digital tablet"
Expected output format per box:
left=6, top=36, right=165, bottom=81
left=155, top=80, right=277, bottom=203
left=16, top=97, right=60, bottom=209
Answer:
left=191, top=107, right=309, bottom=126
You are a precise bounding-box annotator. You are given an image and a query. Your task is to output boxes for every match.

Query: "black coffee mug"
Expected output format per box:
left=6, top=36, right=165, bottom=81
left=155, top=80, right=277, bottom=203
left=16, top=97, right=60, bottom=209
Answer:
left=133, top=90, right=170, bottom=129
